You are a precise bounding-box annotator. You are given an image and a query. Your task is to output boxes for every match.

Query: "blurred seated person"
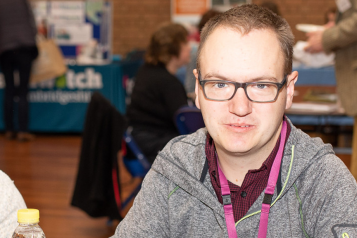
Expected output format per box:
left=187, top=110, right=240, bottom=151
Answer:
left=325, top=7, right=337, bottom=28
left=185, top=9, right=221, bottom=96
left=260, top=1, right=281, bottom=16
left=126, top=23, right=190, bottom=163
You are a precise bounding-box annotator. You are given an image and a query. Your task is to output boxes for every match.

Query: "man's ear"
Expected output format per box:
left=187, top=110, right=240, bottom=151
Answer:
left=285, top=71, right=298, bottom=110
left=193, top=69, right=201, bottom=109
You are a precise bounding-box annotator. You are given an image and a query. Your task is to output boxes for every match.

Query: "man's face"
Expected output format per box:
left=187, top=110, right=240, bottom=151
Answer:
left=194, top=27, right=297, bottom=157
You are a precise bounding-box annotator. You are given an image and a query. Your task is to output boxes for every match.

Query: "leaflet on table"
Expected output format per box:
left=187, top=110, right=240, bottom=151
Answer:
left=303, top=89, right=338, bottom=103
left=53, top=24, right=93, bottom=46
left=288, top=103, right=339, bottom=113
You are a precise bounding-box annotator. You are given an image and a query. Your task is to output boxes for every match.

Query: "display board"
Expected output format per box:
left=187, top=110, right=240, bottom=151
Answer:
left=31, top=1, right=112, bottom=62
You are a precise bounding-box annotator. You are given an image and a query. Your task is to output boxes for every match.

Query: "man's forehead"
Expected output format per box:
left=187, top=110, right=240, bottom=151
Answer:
left=199, top=26, right=285, bottom=78
left=201, top=26, right=280, bottom=58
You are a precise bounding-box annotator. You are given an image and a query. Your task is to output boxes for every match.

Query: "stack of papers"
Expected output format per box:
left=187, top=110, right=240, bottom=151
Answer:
left=288, top=103, right=339, bottom=114
left=303, top=89, right=338, bottom=103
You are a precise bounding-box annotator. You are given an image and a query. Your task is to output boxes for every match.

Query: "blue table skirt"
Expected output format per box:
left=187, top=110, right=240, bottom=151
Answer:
left=286, top=114, right=354, bottom=126
left=0, top=62, right=137, bottom=132
left=293, top=66, right=336, bottom=86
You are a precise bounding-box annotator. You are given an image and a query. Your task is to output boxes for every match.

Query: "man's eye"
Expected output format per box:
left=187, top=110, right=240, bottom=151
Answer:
left=214, top=83, right=228, bottom=88
left=255, top=84, right=269, bottom=89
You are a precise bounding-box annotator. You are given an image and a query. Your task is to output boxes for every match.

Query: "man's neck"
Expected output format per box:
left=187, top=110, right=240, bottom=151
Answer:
left=216, top=126, right=282, bottom=187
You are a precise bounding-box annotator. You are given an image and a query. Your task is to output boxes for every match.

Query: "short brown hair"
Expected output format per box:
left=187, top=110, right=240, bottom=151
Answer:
left=145, top=23, right=188, bottom=65
left=197, top=4, right=294, bottom=76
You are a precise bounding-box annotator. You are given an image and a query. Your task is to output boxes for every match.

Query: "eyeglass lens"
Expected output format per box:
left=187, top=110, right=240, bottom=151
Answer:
left=203, top=81, right=279, bottom=102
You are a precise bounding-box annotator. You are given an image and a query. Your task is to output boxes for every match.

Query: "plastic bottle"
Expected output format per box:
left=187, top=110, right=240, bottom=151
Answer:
left=12, top=209, right=46, bottom=238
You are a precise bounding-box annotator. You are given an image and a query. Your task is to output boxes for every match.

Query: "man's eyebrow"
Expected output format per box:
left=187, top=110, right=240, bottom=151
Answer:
left=203, top=73, right=279, bottom=82
left=251, top=77, right=279, bottom=82
left=203, top=73, right=230, bottom=80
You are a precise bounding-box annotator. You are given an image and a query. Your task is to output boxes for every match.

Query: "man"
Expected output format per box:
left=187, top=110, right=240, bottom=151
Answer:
left=305, top=0, right=357, bottom=180
left=112, top=5, right=357, bottom=237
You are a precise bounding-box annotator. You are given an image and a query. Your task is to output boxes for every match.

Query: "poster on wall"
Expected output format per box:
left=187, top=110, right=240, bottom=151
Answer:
left=171, top=0, right=211, bottom=25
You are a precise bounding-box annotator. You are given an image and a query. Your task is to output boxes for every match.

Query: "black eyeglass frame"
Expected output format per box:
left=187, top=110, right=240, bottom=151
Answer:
left=198, top=71, right=288, bottom=103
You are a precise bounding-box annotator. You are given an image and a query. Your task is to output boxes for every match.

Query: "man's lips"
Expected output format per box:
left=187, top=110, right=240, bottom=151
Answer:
left=228, top=125, right=250, bottom=127
left=224, top=123, right=255, bottom=131
left=225, top=123, right=253, bottom=127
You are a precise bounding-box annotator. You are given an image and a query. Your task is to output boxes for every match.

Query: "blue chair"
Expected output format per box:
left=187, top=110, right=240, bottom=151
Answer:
left=175, top=106, right=205, bottom=135
left=107, top=129, right=151, bottom=226
left=121, top=127, right=151, bottom=209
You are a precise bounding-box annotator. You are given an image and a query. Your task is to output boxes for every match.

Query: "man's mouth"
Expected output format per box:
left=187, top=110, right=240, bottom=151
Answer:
left=226, top=123, right=255, bottom=130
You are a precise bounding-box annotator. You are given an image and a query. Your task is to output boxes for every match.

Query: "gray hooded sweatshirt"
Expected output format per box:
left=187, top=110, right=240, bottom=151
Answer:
left=112, top=119, right=357, bottom=237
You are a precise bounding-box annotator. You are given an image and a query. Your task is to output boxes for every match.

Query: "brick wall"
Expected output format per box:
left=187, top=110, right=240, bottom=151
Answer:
left=112, top=0, right=171, bottom=56
left=252, top=0, right=336, bottom=43
left=113, top=0, right=337, bottom=56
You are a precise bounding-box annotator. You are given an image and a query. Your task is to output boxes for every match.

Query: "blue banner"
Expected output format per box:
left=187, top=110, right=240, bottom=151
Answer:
left=0, top=63, right=126, bottom=132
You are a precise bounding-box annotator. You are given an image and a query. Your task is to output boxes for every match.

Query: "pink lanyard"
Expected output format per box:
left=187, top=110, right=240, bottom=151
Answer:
left=217, top=120, right=287, bottom=238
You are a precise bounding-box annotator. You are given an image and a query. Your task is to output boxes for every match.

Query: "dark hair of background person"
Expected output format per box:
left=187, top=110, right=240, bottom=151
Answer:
left=145, top=23, right=188, bottom=65
left=325, top=7, right=337, bottom=24
left=197, top=4, right=294, bottom=76
left=260, top=1, right=281, bottom=16
left=198, top=9, right=221, bottom=34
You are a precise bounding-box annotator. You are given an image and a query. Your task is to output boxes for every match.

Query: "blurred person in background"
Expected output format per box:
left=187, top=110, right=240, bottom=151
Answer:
left=184, top=9, right=221, bottom=96
left=304, top=0, right=357, bottom=179
left=260, top=1, right=281, bottom=16
left=126, top=23, right=190, bottom=163
left=324, top=7, right=337, bottom=28
left=0, top=0, right=38, bottom=141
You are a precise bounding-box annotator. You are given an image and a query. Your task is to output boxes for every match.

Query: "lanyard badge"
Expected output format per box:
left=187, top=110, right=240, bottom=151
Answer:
left=217, top=120, right=288, bottom=238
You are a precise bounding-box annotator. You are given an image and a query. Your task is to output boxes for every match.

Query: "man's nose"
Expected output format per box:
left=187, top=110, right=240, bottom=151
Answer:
left=228, top=88, right=252, bottom=117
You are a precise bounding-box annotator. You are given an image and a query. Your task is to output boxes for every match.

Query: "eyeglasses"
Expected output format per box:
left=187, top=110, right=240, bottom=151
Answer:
left=198, top=71, right=287, bottom=102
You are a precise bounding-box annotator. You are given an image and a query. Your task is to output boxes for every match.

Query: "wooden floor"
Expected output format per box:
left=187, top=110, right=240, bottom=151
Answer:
left=0, top=134, right=352, bottom=237
left=0, top=134, right=139, bottom=238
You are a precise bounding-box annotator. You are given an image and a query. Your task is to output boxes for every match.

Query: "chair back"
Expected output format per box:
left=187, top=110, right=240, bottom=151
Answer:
left=123, top=129, right=151, bottom=178
left=175, top=106, right=205, bottom=135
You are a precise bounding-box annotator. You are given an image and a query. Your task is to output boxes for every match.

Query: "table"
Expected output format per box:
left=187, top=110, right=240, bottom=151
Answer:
left=290, top=67, right=357, bottom=177
left=289, top=66, right=354, bottom=126
left=0, top=62, right=140, bottom=132
left=286, top=86, right=354, bottom=126
left=286, top=86, right=353, bottom=155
